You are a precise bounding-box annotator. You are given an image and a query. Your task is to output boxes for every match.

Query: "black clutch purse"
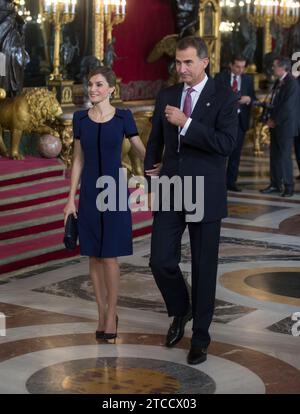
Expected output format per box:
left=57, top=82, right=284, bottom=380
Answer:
left=63, top=214, right=78, bottom=251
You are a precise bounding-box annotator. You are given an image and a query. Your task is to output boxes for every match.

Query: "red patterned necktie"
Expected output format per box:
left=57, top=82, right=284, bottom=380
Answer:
left=183, top=87, right=194, bottom=117
left=232, top=75, right=238, bottom=92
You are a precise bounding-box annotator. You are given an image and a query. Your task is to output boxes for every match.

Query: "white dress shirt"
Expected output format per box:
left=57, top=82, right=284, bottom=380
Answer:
left=230, top=72, right=241, bottom=91
left=231, top=73, right=242, bottom=113
left=280, top=72, right=288, bottom=81
left=179, top=74, right=208, bottom=145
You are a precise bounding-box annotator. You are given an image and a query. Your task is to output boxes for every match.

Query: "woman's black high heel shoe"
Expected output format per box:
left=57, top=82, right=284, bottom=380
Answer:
left=95, top=330, right=104, bottom=339
left=103, top=316, right=118, bottom=344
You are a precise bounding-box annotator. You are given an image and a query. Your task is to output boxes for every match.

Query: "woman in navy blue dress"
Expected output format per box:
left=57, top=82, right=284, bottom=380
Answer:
left=64, top=67, right=145, bottom=341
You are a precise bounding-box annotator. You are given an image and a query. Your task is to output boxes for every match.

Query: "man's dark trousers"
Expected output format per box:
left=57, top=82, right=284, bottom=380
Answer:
left=270, top=129, right=294, bottom=190
left=294, top=135, right=300, bottom=173
left=150, top=210, right=221, bottom=348
left=227, top=122, right=246, bottom=187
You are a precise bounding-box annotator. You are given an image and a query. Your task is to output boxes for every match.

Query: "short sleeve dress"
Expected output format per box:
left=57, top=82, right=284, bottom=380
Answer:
left=73, top=108, right=138, bottom=257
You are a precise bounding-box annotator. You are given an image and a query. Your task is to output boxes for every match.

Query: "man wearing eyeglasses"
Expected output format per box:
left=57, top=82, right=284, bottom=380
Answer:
left=260, top=56, right=299, bottom=197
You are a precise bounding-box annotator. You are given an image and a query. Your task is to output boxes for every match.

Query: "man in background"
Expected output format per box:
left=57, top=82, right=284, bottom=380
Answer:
left=294, top=74, right=300, bottom=180
left=260, top=56, right=299, bottom=197
left=215, top=55, right=256, bottom=192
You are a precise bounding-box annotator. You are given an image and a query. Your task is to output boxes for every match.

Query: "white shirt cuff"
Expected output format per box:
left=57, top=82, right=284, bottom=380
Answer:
left=181, top=118, right=192, bottom=136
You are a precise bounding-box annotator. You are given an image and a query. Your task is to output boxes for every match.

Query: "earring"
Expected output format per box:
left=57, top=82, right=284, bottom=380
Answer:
left=109, top=93, right=112, bottom=99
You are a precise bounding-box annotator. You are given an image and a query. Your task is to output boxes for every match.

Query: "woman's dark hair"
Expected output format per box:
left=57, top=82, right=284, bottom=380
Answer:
left=88, top=66, right=117, bottom=87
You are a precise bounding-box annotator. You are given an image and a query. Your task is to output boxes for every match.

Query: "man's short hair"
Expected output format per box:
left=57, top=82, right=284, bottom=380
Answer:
left=231, top=54, right=247, bottom=65
left=176, top=36, right=208, bottom=59
left=273, top=56, right=291, bottom=72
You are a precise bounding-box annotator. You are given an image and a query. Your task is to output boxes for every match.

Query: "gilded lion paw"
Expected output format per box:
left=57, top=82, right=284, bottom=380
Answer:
left=11, top=153, right=24, bottom=160
left=0, top=149, right=9, bottom=157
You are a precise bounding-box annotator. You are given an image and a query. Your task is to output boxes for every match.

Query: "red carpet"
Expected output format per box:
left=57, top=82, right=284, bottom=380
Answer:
left=0, top=156, right=64, bottom=187
left=0, top=179, right=71, bottom=199
left=0, top=157, right=152, bottom=276
left=0, top=156, right=63, bottom=174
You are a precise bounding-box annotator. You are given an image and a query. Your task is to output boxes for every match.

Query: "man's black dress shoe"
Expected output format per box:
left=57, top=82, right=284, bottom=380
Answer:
left=281, top=189, right=294, bottom=197
left=165, top=308, right=192, bottom=348
left=187, top=346, right=207, bottom=365
left=227, top=184, right=242, bottom=192
left=260, top=185, right=281, bottom=194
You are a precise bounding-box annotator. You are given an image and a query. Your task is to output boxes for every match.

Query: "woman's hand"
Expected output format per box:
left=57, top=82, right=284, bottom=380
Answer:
left=63, top=199, right=77, bottom=226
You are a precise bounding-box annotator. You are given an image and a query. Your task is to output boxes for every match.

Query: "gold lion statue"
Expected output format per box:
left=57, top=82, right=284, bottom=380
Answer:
left=147, top=34, right=179, bottom=86
left=247, top=105, right=270, bottom=156
left=0, top=88, right=63, bottom=160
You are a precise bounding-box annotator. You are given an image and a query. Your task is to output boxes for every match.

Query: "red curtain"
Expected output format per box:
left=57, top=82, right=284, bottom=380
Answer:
left=113, top=0, right=175, bottom=83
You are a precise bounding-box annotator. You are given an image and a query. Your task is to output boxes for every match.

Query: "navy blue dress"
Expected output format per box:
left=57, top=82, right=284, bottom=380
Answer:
left=73, top=108, right=138, bottom=257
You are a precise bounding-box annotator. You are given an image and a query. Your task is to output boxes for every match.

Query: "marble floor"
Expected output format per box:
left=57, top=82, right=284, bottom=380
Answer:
left=0, top=147, right=300, bottom=395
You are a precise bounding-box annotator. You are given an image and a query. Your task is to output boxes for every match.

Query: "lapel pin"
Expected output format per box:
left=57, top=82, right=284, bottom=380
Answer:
left=206, top=102, right=211, bottom=106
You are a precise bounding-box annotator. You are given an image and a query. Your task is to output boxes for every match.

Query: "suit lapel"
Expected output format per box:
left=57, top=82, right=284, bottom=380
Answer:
left=274, top=75, right=290, bottom=104
left=225, top=71, right=231, bottom=87
left=191, top=77, right=216, bottom=120
left=241, top=74, right=246, bottom=95
left=169, top=83, right=184, bottom=109
left=165, top=83, right=183, bottom=136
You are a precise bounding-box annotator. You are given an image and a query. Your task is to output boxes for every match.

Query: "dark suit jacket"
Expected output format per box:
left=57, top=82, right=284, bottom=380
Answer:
left=270, top=73, right=300, bottom=139
left=297, top=76, right=300, bottom=136
left=144, top=77, right=238, bottom=222
left=214, top=70, right=256, bottom=131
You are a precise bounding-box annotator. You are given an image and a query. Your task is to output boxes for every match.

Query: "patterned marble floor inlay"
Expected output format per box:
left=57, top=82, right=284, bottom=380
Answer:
left=267, top=317, right=298, bottom=336
left=228, top=203, right=285, bottom=220
left=0, top=302, right=92, bottom=329
left=181, top=237, right=300, bottom=265
left=26, top=357, right=216, bottom=394
left=245, top=271, right=300, bottom=299
left=220, top=266, right=300, bottom=307
left=1, top=149, right=300, bottom=394
left=32, top=268, right=255, bottom=323
left=279, top=215, right=300, bottom=236
left=1, top=335, right=299, bottom=394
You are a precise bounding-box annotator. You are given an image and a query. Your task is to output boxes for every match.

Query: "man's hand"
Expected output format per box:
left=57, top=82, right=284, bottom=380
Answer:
left=238, top=95, right=251, bottom=105
left=165, top=105, right=188, bottom=127
left=145, top=163, right=162, bottom=177
left=267, top=119, right=276, bottom=128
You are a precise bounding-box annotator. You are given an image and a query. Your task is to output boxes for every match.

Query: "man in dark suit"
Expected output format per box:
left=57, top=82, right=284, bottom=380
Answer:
left=214, top=55, right=256, bottom=192
left=144, top=36, right=238, bottom=365
left=294, top=75, right=300, bottom=179
left=260, top=56, right=299, bottom=197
